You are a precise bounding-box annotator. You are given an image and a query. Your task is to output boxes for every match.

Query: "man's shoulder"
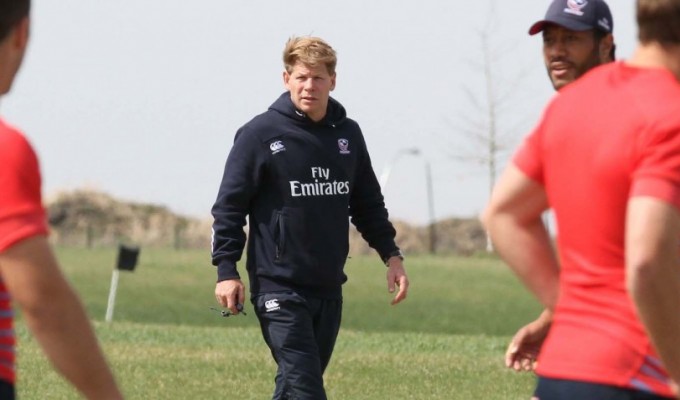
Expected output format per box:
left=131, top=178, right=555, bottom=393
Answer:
left=606, top=63, right=680, bottom=125
left=0, top=118, right=27, bottom=144
left=552, top=62, right=641, bottom=114
left=341, top=116, right=361, bottom=130
left=559, top=62, right=616, bottom=97
left=0, top=121, right=47, bottom=253
left=237, top=109, right=284, bottom=142
left=634, top=68, right=680, bottom=120
left=0, top=119, right=35, bottom=164
left=334, top=117, right=363, bottom=141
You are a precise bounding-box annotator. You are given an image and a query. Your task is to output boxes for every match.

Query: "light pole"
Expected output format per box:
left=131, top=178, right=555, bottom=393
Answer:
left=424, top=160, right=436, bottom=254
left=379, top=147, right=421, bottom=189
left=379, top=148, right=437, bottom=254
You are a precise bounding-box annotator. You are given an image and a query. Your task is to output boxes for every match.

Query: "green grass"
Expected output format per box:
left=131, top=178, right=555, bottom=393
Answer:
left=16, top=247, right=541, bottom=399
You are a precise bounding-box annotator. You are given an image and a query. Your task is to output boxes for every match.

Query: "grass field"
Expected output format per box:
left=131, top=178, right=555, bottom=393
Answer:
left=16, top=247, right=541, bottom=399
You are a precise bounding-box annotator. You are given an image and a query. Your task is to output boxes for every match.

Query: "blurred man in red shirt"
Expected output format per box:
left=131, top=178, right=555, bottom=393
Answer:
left=484, top=0, right=680, bottom=398
left=0, top=1, right=123, bottom=398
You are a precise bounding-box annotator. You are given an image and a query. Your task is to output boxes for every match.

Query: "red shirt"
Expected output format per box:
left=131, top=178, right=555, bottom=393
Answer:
left=0, top=118, right=49, bottom=384
left=514, top=62, right=680, bottom=397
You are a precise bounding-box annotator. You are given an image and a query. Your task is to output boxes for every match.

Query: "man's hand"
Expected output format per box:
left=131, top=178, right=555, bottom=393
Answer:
left=506, top=310, right=552, bottom=372
left=386, top=257, right=409, bottom=305
left=215, top=279, right=246, bottom=315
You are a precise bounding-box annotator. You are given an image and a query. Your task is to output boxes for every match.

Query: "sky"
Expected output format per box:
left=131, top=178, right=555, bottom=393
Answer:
left=3, top=0, right=637, bottom=224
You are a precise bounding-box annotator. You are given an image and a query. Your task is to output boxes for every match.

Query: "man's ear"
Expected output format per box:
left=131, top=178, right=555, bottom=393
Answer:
left=283, top=70, right=290, bottom=90
left=10, top=17, right=29, bottom=51
left=599, top=33, right=614, bottom=62
left=330, top=73, right=336, bottom=91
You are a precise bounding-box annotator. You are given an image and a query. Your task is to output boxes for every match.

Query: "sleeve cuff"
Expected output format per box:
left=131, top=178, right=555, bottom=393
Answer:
left=377, top=245, right=401, bottom=264
left=216, top=260, right=240, bottom=282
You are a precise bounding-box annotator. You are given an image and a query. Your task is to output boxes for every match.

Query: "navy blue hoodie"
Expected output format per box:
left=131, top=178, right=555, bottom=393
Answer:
left=211, top=92, right=399, bottom=299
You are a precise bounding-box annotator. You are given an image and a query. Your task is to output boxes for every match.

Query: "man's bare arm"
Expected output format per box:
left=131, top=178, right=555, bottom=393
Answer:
left=626, top=197, right=680, bottom=387
left=0, top=236, right=123, bottom=399
left=482, top=165, right=560, bottom=310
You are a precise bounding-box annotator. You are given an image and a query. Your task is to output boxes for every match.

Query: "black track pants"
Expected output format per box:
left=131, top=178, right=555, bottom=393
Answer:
left=253, top=291, right=342, bottom=400
left=0, top=380, right=14, bottom=399
left=535, top=377, right=675, bottom=400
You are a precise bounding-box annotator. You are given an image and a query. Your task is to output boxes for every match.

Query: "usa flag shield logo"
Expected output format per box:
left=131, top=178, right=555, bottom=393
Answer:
left=338, top=138, right=350, bottom=155
left=565, top=0, right=588, bottom=15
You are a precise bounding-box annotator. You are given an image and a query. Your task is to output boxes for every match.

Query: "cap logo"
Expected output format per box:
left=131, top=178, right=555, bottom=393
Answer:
left=598, top=17, right=610, bottom=31
left=564, top=0, right=588, bottom=16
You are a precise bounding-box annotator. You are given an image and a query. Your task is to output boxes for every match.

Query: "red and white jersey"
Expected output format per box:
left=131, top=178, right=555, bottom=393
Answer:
left=0, top=118, right=49, bottom=384
left=514, top=61, right=680, bottom=398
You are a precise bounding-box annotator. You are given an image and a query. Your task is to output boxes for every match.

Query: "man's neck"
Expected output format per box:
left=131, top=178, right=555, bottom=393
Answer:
left=628, top=42, right=680, bottom=81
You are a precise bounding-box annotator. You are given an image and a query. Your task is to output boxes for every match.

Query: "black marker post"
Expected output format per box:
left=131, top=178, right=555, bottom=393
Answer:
left=105, top=244, right=140, bottom=322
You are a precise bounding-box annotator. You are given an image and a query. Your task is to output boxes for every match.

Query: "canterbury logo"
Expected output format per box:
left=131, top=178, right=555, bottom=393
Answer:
left=270, top=140, right=286, bottom=155
left=265, top=299, right=280, bottom=312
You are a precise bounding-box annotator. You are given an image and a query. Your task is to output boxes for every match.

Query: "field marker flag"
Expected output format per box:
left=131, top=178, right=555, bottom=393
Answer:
left=105, top=244, right=140, bottom=322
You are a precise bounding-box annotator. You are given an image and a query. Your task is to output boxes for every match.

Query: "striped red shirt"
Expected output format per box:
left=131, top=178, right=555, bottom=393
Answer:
left=513, top=62, right=680, bottom=397
left=0, top=118, right=49, bottom=384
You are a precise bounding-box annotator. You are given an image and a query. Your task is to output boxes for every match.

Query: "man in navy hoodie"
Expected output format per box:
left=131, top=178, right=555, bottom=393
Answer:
left=211, top=36, right=409, bottom=400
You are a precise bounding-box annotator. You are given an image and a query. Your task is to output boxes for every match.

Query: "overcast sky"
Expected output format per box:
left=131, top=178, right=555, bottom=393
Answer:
left=2, top=0, right=637, bottom=224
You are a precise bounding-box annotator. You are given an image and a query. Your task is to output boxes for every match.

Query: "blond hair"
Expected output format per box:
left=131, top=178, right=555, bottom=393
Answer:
left=637, top=0, right=680, bottom=44
left=283, top=36, right=337, bottom=75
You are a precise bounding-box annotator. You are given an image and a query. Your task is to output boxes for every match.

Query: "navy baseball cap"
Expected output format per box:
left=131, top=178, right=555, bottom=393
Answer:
left=529, top=0, right=613, bottom=35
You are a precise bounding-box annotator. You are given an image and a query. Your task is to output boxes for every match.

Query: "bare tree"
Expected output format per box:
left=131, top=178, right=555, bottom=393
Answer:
left=446, top=2, right=533, bottom=252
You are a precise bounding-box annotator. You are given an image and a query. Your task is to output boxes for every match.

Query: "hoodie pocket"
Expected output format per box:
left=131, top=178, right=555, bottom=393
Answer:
left=273, top=211, right=285, bottom=261
left=269, top=207, right=315, bottom=268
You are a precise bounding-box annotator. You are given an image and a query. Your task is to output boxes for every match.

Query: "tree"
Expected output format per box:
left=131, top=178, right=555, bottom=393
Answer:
left=447, top=2, right=532, bottom=252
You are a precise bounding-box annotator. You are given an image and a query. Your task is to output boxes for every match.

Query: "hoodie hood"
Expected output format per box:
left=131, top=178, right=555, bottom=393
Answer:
left=269, top=92, right=347, bottom=127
